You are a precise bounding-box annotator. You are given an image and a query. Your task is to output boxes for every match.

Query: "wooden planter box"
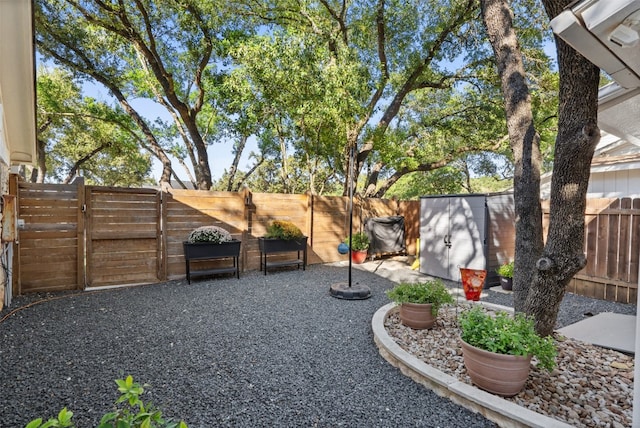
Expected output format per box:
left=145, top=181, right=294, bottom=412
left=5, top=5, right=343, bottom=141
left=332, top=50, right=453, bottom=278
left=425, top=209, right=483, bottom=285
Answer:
left=258, top=237, right=307, bottom=275
left=183, top=240, right=241, bottom=283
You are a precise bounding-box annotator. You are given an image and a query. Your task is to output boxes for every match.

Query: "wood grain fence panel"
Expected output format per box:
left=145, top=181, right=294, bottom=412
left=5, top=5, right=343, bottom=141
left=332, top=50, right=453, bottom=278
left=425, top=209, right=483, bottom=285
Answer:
left=85, top=187, right=162, bottom=288
left=606, top=199, right=620, bottom=279
left=310, top=195, right=349, bottom=264
left=617, top=198, right=631, bottom=282
left=631, top=198, right=640, bottom=285
left=596, top=211, right=609, bottom=277
left=16, top=181, right=81, bottom=294
left=399, top=200, right=420, bottom=255
left=250, top=193, right=309, bottom=235
left=164, top=190, right=248, bottom=278
left=584, top=210, right=598, bottom=276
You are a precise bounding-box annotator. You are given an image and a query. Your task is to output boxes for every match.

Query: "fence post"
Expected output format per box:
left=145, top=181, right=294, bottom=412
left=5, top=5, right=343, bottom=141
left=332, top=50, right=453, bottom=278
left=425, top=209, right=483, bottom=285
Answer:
left=242, top=187, right=253, bottom=272
left=158, top=188, right=167, bottom=281
left=74, top=177, right=85, bottom=290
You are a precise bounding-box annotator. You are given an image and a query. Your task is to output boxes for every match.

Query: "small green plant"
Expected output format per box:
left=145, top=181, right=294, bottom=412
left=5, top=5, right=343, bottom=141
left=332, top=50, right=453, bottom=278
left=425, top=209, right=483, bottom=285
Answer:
left=187, top=225, right=233, bottom=244
left=344, top=232, right=370, bottom=251
left=386, top=280, right=454, bottom=316
left=496, top=261, right=514, bottom=278
left=265, top=220, right=304, bottom=240
left=26, top=375, right=187, bottom=428
left=459, top=306, right=557, bottom=371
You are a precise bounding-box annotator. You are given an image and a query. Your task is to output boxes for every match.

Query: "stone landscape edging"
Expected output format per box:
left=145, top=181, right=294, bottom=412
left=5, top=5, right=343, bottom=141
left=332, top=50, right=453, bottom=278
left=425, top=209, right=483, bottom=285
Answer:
left=372, top=302, right=573, bottom=428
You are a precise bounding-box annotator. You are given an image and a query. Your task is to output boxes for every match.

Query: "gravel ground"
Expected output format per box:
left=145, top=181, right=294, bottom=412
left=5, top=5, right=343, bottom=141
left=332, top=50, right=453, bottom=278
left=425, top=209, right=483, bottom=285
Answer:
left=1, top=265, right=497, bottom=428
left=0, top=262, right=636, bottom=427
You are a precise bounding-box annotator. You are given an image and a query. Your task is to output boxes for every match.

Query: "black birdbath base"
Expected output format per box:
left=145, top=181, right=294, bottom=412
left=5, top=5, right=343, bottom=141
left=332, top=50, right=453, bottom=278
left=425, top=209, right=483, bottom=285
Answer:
left=329, top=282, right=371, bottom=300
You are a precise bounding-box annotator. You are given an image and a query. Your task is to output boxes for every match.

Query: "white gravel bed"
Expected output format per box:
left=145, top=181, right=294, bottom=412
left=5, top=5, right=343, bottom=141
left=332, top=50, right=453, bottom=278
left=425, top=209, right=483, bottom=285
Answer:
left=384, top=304, right=634, bottom=428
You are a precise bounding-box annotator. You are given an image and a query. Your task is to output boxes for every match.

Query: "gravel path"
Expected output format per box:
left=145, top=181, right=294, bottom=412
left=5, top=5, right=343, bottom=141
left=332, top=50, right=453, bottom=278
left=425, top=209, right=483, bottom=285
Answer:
left=1, top=265, right=496, bottom=428
left=1, top=261, right=635, bottom=427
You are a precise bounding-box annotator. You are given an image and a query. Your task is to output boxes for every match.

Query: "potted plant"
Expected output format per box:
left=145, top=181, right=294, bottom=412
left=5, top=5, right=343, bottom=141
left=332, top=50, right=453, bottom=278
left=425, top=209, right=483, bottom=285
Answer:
left=459, top=306, right=557, bottom=397
left=496, top=261, right=514, bottom=290
left=386, top=280, right=454, bottom=329
left=344, top=231, right=370, bottom=264
left=183, top=225, right=241, bottom=282
left=258, top=220, right=308, bottom=274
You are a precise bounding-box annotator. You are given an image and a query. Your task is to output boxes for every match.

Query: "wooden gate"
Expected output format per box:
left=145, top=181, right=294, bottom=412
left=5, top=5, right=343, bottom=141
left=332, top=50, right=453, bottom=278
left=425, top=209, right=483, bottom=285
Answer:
left=14, top=180, right=84, bottom=294
left=15, top=180, right=164, bottom=293
left=85, top=186, right=163, bottom=288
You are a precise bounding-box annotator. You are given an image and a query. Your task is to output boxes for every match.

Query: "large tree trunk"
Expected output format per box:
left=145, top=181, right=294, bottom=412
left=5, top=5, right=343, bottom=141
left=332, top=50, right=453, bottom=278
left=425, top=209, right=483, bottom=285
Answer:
left=480, top=0, right=544, bottom=313
left=524, top=0, right=601, bottom=336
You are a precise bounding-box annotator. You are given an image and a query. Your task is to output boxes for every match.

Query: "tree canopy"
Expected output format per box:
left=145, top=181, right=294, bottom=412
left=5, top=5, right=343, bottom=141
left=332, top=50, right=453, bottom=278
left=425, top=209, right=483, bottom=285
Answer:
left=34, top=0, right=557, bottom=196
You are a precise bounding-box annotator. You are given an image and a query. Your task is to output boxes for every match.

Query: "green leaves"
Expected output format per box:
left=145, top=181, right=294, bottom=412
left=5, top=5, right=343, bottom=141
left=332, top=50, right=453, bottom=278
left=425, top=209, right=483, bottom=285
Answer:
left=25, top=408, right=74, bottom=428
left=26, top=376, right=187, bottom=428
left=459, top=307, right=557, bottom=371
left=386, top=280, right=454, bottom=315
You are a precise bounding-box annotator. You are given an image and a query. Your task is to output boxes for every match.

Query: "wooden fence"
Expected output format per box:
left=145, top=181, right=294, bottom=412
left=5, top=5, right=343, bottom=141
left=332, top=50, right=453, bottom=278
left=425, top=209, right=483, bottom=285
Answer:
left=542, top=198, right=640, bottom=303
left=13, top=176, right=639, bottom=303
left=14, top=177, right=416, bottom=294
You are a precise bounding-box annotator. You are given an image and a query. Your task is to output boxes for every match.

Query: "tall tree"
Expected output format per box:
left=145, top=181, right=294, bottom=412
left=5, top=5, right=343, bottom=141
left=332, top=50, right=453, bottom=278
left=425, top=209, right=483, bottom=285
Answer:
left=525, top=0, right=600, bottom=335
left=481, top=0, right=600, bottom=335
left=36, top=68, right=153, bottom=186
left=35, top=0, right=247, bottom=189
left=480, top=0, right=544, bottom=312
left=233, top=0, right=552, bottom=196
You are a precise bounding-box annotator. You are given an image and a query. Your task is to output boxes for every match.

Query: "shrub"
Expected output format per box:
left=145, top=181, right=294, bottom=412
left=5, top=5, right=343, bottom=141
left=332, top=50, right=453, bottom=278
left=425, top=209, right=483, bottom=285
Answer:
left=265, top=220, right=304, bottom=240
left=187, top=226, right=233, bottom=244
left=386, top=280, right=454, bottom=315
left=496, top=261, right=514, bottom=278
left=459, top=306, right=557, bottom=371
left=26, top=375, right=187, bottom=428
left=343, top=232, right=370, bottom=251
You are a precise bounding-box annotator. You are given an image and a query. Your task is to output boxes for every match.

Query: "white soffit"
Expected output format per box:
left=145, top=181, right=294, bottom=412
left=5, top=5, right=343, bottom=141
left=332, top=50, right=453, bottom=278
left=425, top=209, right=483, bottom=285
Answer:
left=598, top=83, right=640, bottom=146
left=0, top=0, right=36, bottom=165
left=550, top=0, right=640, bottom=88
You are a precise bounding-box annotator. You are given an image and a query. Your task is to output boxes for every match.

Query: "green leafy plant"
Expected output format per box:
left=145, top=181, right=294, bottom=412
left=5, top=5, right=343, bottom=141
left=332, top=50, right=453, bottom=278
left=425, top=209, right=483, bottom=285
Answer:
left=187, top=225, right=233, bottom=244
left=496, top=261, right=514, bottom=278
left=386, top=280, right=454, bottom=315
left=459, top=306, right=557, bottom=371
left=265, top=220, right=304, bottom=240
left=343, top=232, right=370, bottom=251
left=26, top=375, right=187, bottom=428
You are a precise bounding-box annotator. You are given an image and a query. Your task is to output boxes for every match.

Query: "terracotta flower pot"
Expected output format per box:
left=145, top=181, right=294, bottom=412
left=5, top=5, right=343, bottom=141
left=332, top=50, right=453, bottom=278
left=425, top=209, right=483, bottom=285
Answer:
left=461, top=339, right=532, bottom=397
left=351, top=250, right=368, bottom=264
left=399, top=302, right=436, bottom=329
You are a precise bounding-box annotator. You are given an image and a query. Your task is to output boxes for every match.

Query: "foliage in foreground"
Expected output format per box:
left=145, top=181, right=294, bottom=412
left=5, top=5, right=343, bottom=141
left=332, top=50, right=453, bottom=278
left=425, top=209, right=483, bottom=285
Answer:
left=459, top=306, right=556, bottom=371
left=26, top=376, right=187, bottom=428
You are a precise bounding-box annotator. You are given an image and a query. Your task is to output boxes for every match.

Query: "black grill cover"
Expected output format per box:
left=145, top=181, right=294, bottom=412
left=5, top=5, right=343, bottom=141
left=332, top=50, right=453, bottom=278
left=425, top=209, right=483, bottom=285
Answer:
left=364, top=216, right=406, bottom=255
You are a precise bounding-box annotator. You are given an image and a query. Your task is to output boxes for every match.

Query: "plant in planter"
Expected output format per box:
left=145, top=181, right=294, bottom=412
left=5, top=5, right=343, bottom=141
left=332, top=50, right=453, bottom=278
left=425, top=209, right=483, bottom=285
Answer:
left=344, top=231, right=370, bottom=264
left=459, top=306, right=556, bottom=397
left=183, top=225, right=241, bottom=282
left=496, top=261, right=514, bottom=290
left=265, top=220, right=305, bottom=241
left=386, top=280, right=454, bottom=329
left=259, top=220, right=308, bottom=274
left=187, top=225, right=234, bottom=244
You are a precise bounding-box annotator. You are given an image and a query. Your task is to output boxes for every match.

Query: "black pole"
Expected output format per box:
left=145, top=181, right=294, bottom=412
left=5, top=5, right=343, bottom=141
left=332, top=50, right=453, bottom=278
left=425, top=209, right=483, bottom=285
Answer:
left=328, top=144, right=370, bottom=299
left=347, top=145, right=354, bottom=288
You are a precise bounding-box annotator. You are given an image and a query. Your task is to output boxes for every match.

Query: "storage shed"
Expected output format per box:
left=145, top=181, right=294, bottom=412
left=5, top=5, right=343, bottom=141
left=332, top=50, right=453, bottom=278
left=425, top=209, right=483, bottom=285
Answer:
left=419, top=193, right=515, bottom=287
